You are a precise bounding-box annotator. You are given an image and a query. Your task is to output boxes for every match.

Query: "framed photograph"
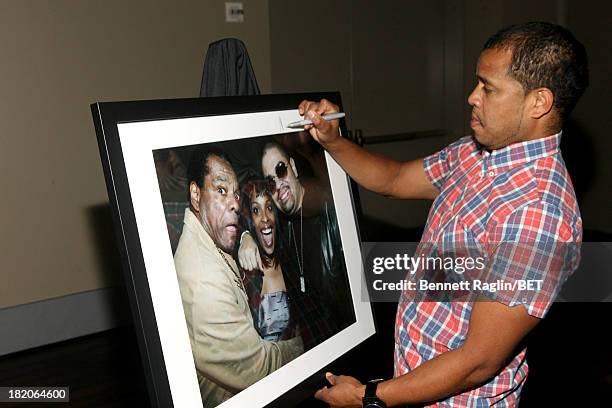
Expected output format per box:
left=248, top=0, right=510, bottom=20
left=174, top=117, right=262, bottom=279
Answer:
left=91, top=93, right=375, bottom=408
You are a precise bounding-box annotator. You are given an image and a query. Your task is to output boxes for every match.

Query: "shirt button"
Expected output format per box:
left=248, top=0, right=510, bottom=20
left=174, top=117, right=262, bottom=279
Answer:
left=488, top=171, right=495, bottom=177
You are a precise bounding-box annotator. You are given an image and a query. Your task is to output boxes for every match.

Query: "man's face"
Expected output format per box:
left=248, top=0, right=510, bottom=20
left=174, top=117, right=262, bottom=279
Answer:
left=192, top=155, right=240, bottom=253
left=468, top=48, right=529, bottom=149
left=261, top=146, right=301, bottom=215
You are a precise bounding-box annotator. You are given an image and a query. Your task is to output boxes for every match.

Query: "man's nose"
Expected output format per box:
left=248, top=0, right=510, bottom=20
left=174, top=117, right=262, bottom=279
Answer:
left=229, top=194, right=240, bottom=212
left=468, top=86, right=479, bottom=107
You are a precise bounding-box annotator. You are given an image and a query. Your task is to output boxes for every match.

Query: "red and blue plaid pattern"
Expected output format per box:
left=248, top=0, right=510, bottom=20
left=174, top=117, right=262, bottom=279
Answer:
left=394, top=133, right=582, bottom=406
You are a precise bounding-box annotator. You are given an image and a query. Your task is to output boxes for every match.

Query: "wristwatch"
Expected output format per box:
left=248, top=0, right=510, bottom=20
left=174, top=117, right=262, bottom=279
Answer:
left=362, top=379, right=387, bottom=408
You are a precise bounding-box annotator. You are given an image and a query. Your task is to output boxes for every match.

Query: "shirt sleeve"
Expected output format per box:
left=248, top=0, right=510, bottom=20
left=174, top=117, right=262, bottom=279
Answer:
left=423, top=136, right=471, bottom=191
left=190, top=265, right=303, bottom=392
left=483, top=201, right=581, bottom=318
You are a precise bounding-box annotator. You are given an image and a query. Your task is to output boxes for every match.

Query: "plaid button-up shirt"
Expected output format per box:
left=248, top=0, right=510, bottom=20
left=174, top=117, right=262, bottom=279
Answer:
left=394, top=133, right=582, bottom=407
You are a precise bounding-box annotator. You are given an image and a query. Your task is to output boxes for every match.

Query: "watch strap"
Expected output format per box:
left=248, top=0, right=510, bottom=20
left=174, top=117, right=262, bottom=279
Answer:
left=362, top=379, right=386, bottom=408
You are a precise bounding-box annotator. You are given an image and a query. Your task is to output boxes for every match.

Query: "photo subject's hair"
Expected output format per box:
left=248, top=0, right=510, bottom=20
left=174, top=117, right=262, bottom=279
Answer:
left=186, top=146, right=232, bottom=201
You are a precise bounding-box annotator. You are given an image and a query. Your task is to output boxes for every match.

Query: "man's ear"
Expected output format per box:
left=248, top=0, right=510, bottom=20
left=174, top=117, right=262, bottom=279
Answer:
left=530, top=87, right=554, bottom=119
left=189, top=182, right=200, bottom=212
left=289, top=157, right=299, bottom=178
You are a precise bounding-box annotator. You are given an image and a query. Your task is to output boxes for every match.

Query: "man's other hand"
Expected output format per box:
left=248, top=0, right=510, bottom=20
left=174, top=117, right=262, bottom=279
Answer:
left=314, top=372, right=365, bottom=408
left=298, top=99, right=342, bottom=148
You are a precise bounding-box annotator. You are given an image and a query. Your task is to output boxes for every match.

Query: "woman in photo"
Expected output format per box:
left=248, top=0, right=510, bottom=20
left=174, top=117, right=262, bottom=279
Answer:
left=240, top=178, right=296, bottom=342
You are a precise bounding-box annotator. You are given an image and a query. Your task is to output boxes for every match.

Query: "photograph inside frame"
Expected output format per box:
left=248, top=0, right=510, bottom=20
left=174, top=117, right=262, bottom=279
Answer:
left=152, top=130, right=356, bottom=407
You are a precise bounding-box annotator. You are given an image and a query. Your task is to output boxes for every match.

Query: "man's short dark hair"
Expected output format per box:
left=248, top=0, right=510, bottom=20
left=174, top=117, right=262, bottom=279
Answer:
left=186, top=145, right=231, bottom=200
left=484, top=21, right=589, bottom=122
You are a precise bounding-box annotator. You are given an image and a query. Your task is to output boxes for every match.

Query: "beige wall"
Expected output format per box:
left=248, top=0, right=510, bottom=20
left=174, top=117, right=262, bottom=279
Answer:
left=0, top=0, right=271, bottom=309
left=2, top=0, right=609, bottom=310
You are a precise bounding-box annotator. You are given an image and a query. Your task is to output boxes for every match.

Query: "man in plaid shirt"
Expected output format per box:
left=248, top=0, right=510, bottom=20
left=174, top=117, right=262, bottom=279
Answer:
left=301, top=22, right=588, bottom=407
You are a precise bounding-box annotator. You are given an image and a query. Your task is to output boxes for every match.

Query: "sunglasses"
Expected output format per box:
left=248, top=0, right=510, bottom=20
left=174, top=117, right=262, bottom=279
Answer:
left=264, top=161, right=289, bottom=193
left=274, top=161, right=288, bottom=179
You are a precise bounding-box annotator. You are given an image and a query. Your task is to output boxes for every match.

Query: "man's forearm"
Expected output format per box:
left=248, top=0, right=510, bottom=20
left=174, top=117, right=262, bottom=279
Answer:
left=324, top=137, right=434, bottom=199
left=374, top=346, right=501, bottom=406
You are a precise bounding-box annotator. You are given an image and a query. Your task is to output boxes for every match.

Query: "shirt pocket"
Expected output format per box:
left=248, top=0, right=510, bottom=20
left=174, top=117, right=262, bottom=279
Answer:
left=439, top=216, right=485, bottom=258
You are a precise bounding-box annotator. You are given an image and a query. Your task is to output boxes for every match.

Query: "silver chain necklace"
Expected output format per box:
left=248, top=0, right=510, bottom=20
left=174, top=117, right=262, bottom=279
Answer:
left=290, top=207, right=305, bottom=292
left=216, top=246, right=247, bottom=294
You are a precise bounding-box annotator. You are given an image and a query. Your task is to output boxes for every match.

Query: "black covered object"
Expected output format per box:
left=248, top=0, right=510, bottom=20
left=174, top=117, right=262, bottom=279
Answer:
left=198, top=38, right=264, bottom=196
left=200, top=38, right=261, bottom=97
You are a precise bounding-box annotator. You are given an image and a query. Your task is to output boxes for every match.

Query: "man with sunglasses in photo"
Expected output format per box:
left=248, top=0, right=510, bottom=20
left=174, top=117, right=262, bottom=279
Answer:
left=238, top=141, right=356, bottom=340
left=297, top=22, right=587, bottom=407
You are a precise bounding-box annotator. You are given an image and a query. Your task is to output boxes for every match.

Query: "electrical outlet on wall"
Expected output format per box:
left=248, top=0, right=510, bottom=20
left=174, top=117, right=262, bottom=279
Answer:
left=225, top=2, right=244, bottom=23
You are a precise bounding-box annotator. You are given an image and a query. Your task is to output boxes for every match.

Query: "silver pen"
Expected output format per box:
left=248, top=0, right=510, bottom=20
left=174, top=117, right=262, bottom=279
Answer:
left=286, top=112, right=345, bottom=128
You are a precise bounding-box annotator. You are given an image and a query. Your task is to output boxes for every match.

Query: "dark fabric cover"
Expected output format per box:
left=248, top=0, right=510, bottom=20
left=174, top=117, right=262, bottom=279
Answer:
left=200, top=38, right=261, bottom=97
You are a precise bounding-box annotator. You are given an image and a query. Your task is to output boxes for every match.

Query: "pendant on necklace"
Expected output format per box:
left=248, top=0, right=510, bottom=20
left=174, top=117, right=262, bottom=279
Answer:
left=300, top=276, right=306, bottom=293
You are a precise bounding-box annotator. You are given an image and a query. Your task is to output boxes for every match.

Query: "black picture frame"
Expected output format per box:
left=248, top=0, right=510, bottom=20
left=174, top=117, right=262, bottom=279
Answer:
left=91, top=92, right=376, bottom=408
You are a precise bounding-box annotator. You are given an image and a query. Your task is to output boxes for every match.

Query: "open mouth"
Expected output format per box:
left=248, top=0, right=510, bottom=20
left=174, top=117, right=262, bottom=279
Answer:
left=260, top=227, right=274, bottom=248
left=225, top=224, right=238, bottom=235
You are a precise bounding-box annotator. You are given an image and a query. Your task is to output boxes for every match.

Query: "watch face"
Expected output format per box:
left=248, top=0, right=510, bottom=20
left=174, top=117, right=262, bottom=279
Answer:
left=365, top=403, right=384, bottom=408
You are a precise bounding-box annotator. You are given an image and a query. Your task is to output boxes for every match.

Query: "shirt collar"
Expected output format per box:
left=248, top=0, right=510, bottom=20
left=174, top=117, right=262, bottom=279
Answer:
left=479, top=132, right=561, bottom=173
